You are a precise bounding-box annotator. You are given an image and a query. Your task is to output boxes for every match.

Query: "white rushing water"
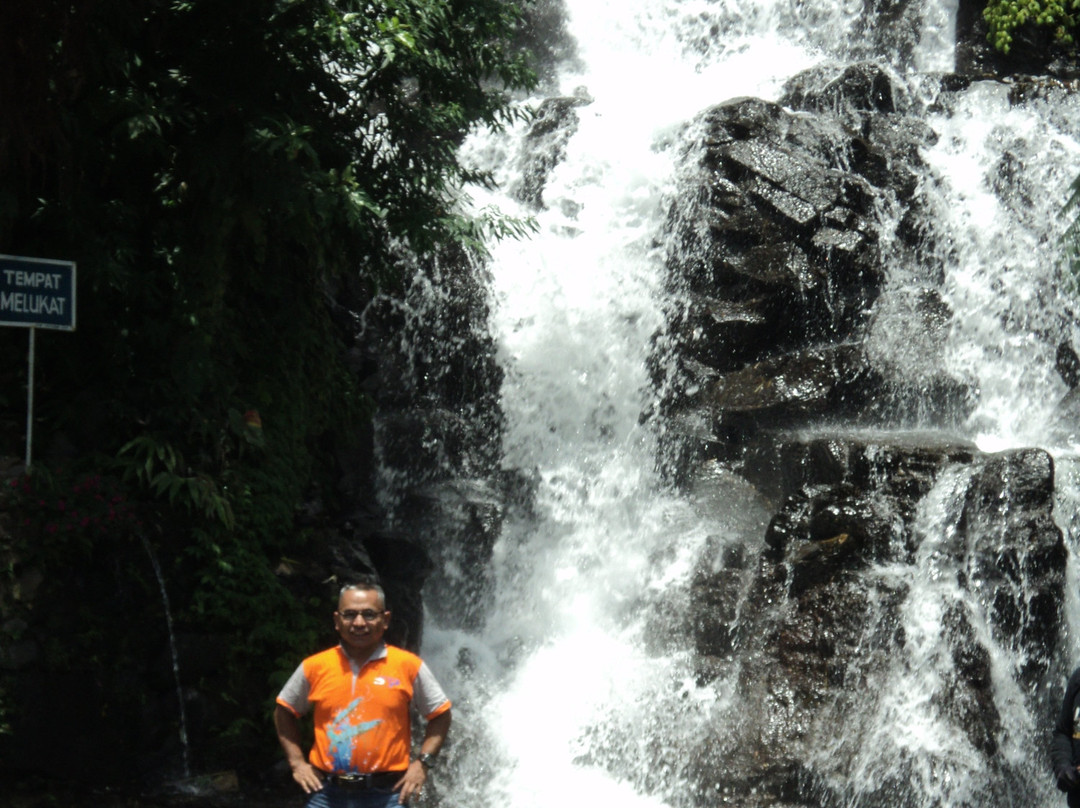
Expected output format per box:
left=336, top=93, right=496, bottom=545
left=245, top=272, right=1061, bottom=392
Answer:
left=409, top=1, right=1080, bottom=806
left=920, top=82, right=1080, bottom=453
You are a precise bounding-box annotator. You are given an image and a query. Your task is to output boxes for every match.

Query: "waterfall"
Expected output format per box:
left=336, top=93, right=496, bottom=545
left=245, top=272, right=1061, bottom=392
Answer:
left=399, top=1, right=1080, bottom=807
left=917, top=80, right=1080, bottom=451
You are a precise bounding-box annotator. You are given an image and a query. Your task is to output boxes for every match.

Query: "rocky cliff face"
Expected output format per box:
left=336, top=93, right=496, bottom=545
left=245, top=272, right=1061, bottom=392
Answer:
left=649, top=64, right=966, bottom=482
left=633, top=42, right=1074, bottom=808
left=359, top=244, right=518, bottom=640
left=680, top=439, right=1063, bottom=806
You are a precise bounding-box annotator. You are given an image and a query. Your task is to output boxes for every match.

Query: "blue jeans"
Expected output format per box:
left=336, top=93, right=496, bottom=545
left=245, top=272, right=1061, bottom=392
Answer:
left=305, top=783, right=403, bottom=808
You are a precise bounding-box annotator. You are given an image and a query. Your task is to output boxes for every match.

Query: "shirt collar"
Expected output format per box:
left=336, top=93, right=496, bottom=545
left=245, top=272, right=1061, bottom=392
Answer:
left=339, top=642, right=388, bottom=669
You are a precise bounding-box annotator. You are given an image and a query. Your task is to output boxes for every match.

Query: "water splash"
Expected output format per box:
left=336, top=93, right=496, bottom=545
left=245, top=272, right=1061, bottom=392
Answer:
left=919, top=81, right=1080, bottom=451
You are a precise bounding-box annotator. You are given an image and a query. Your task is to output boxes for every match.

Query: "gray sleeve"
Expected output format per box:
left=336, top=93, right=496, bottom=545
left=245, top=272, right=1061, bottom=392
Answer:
left=412, top=661, right=450, bottom=718
left=277, top=663, right=312, bottom=716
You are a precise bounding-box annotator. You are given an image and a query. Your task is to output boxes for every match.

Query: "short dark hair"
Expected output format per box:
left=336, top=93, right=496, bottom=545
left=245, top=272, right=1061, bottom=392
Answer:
left=339, top=575, right=386, bottom=610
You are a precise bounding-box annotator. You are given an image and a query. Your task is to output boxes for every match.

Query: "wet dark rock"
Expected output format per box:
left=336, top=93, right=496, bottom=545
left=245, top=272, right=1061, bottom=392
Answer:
left=359, top=531, right=433, bottom=648
left=690, top=240, right=824, bottom=306
left=1005, top=75, right=1080, bottom=104
left=940, top=605, right=1001, bottom=756
left=359, top=244, right=517, bottom=615
left=858, top=0, right=926, bottom=68
left=391, top=478, right=505, bottom=632
left=683, top=440, right=1063, bottom=804
left=658, top=293, right=783, bottom=373
left=704, top=344, right=878, bottom=439
left=1057, top=340, right=1080, bottom=388
left=764, top=481, right=901, bottom=564
left=781, top=62, right=899, bottom=114
left=513, top=91, right=593, bottom=209
left=723, top=139, right=844, bottom=213
left=376, top=407, right=501, bottom=484
left=958, top=449, right=1064, bottom=687
left=690, top=562, right=745, bottom=657
left=847, top=115, right=936, bottom=199
left=991, top=142, right=1038, bottom=211
left=742, top=430, right=980, bottom=503
left=646, top=42, right=1074, bottom=803
left=1051, top=386, right=1080, bottom=440
left=858, top=289, right=979, bottom=428
left=654, top=77, right=947, bottom=478
left=863, top=374, right=980, bottom=429
left=699, top=96, right=789, bottom=143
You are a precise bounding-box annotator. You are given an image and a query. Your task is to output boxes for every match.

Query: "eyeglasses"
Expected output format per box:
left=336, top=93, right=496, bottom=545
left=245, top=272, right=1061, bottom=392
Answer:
left=338, top=609, right=384, bottom=623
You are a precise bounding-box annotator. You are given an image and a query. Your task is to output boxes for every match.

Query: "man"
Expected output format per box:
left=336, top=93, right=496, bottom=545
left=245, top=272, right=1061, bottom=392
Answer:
left=275, top=578, right=452, bottom=807
left=1053, top=665, right=1080, bottom=806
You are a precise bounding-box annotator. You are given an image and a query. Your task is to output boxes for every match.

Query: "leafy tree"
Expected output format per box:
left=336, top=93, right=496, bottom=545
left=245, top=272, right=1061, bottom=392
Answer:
left=0, top=0, right=537, bottom=777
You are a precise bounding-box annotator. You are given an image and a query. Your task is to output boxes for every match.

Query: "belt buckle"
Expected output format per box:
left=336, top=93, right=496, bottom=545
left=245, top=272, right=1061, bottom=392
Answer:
left=335, top=772, right=373, bottom=788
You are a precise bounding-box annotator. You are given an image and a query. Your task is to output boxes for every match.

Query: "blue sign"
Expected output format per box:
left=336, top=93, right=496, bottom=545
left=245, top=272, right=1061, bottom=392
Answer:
left=0, top=254, right=76, bottom=330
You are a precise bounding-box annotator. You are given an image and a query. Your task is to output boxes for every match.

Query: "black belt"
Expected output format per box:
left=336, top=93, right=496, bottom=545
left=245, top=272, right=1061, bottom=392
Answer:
left=326, top=771, right=404, bottom=790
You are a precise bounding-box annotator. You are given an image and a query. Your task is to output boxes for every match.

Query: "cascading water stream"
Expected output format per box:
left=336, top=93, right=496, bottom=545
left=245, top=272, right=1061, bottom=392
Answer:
left=418, top=0, right=852, bottom=803
left=140, top=534, right=191, bottom=780
left=918, top=81, right=1080, bottom=452
left=393, top=1, right=1080, bottom=806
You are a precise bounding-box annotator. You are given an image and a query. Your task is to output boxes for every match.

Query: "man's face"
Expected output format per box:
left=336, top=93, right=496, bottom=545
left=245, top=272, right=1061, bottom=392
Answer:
left=334, top=588, right=390, bottom=659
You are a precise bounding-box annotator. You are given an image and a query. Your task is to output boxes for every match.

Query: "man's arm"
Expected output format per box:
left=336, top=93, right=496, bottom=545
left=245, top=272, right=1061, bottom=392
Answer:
left=395, top=708, right=452, bottom=804
left=274, top=703, right=325, bottom=794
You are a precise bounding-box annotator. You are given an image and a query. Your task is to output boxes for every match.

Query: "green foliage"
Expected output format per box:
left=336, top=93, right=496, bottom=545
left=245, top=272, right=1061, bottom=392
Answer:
left=0, top=0, right=538, bottom=776
left=983, top=0, right=1080, bottom=53
left=118, top=435, right=235, bottom=528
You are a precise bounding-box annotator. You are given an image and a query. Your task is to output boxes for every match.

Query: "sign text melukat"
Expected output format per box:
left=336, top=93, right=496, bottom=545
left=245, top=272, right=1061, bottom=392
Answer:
left=0, top=255, right=76, bottom=330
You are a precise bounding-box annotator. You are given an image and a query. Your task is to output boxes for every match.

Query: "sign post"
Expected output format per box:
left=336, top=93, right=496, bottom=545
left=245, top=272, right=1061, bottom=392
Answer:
left=0, top=254, right=77, bottom=471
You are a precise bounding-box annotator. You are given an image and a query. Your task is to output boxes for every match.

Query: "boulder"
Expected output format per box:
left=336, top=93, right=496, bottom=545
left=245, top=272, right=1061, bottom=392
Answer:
left=957, top=449, right=1065, bottom=687
left=654, top=70, right=952, bottom=479
left=780, top=62, right=900, bottom=114
left=704, top=344, right=879, bottom=443
left=683, top=441, right=1063, bottom=805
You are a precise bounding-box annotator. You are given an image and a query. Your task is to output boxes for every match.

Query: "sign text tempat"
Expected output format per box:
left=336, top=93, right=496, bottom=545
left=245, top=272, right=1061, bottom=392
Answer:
left=0, top=255, right=76, bottom=330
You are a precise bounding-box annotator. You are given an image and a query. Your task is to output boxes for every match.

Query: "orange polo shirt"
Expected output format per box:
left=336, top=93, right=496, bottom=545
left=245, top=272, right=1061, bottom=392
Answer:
left=277, top=643, right=451, bottom=774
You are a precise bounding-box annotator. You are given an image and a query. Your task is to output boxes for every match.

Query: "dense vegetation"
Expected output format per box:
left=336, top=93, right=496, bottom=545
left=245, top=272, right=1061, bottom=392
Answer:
left=0, top=0, right=537, bottom=784
left=983, top=0, right=1080, bottom=53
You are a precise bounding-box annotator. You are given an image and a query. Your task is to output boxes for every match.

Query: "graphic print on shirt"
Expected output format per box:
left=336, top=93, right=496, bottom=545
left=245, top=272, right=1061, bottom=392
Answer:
left=327, top=696, right=382, bottom=771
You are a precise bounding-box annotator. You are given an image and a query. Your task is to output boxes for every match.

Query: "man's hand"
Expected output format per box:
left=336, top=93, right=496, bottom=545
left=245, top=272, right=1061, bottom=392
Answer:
left=275, top=704, right=324, bottom=795
left=288, top=760, right=325, bottom=794
left=1057, top=764, right=1080, bottom=792
left=394, top=708, right=450, bottom=803
left=394, top=760, right=428, bottom=804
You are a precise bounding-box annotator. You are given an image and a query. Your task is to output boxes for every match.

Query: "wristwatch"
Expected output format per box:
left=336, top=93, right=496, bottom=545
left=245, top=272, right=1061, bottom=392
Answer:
left=417, top=753, right=437, bottom=769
